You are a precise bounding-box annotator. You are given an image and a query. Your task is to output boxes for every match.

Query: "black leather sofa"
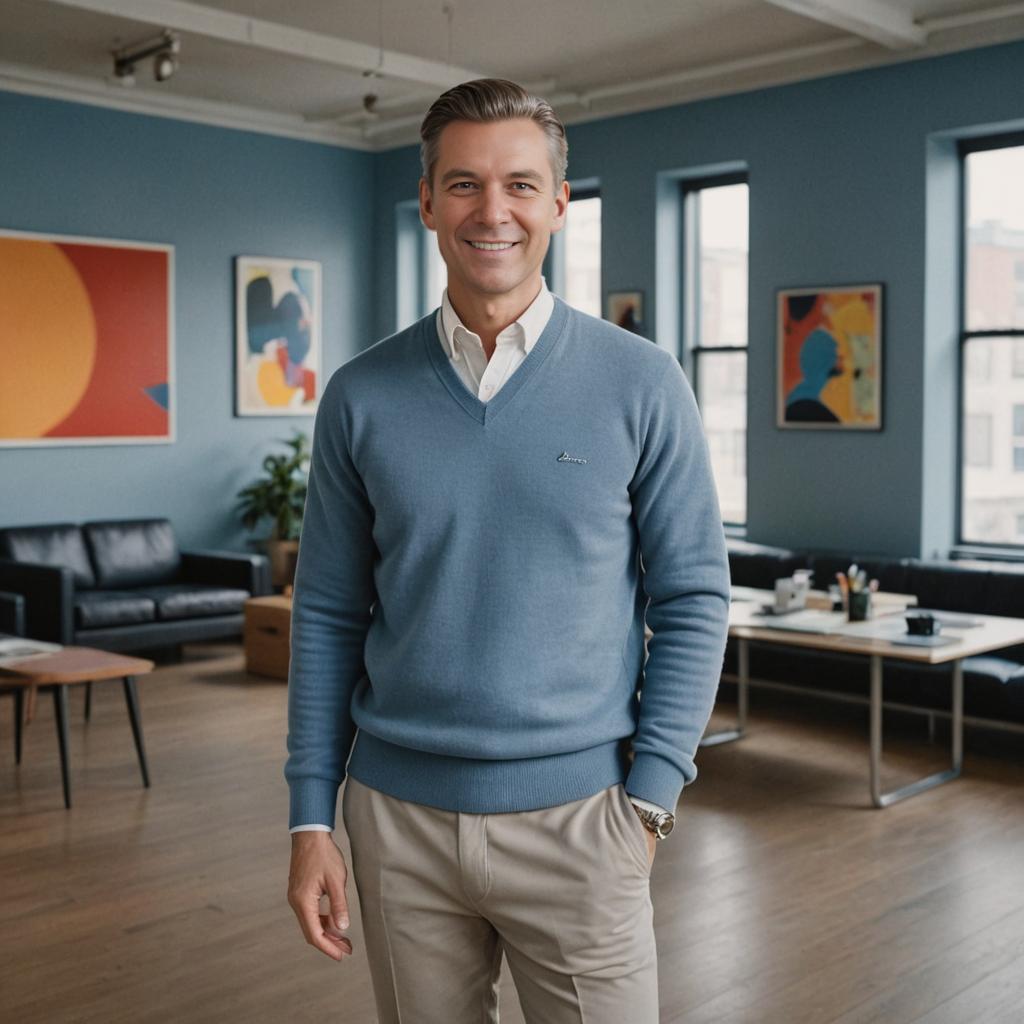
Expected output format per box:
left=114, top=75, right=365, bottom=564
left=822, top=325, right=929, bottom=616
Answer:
left=0, top=519, right=270, bottom=653
left=726, top=540, right=1024, bottom=728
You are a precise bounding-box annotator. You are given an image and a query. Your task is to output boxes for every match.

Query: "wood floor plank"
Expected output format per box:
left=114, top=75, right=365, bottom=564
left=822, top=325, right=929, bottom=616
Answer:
left=2, top=645, right=1023, bottom=1023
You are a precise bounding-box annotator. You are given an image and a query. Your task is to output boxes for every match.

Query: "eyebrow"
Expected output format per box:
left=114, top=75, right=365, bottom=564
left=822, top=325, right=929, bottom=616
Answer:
left=439, top=168, right=546, bottom=185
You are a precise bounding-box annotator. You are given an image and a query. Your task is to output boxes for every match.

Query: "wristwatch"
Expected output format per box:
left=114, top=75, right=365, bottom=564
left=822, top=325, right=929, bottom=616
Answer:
left=632, top=804, right=675, bottom=840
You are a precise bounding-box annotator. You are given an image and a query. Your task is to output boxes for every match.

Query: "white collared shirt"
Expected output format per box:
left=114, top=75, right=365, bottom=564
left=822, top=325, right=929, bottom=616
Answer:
left=437, top=282, right=554, bottom=402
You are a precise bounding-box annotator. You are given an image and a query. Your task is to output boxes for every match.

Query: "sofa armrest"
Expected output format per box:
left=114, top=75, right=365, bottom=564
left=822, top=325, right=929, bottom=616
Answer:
left=180, top=550, right=272, bottom=596
left=0, top=590, right=26, bottom=637
left=0, top=560, right=74, bottom=643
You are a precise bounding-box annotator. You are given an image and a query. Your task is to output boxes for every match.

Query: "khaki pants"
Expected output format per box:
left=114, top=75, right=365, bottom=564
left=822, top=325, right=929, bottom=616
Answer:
left=342, top=776, right=659, bottom=1024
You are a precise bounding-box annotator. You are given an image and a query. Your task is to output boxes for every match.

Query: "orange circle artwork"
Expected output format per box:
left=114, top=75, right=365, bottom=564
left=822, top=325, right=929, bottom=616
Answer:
left=0, top=239, right=97, bottom=437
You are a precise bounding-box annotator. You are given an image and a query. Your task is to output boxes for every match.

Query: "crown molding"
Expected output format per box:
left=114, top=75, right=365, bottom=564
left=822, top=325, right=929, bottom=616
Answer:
left=0, top=59, right=372, bottom=149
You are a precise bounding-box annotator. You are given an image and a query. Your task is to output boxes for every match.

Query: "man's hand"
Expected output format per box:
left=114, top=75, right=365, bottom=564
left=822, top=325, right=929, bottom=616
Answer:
left=287, top=831, right=353, bottom=961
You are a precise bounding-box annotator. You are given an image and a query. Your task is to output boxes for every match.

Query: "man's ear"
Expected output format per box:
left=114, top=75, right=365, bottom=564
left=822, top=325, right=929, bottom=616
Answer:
left=550, top=179, right=570, bottom=234
left=419, top=178, right=436, bottom=231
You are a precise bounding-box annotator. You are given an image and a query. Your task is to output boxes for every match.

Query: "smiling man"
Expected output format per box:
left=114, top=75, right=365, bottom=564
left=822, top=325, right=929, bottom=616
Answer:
left=285, top=79, right=730, bottom=1023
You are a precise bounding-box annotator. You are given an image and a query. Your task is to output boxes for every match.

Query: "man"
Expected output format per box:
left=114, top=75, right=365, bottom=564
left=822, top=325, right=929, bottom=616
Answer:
left=285, top=78, right=729, bottom=1023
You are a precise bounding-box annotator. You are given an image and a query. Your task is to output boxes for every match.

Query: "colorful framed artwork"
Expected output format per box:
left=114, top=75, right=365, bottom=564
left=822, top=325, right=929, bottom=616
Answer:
left=0, top=228, right=174, bottom=448
left=777, top=284, right=883, bottom=430
left=606, top=290, right=644, bottom=334
left=236, top=256, right=321, bottom=417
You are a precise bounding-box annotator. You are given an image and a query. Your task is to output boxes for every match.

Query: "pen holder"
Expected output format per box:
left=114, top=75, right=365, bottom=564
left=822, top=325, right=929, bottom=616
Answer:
left=847, top=591, right=871, bottom=622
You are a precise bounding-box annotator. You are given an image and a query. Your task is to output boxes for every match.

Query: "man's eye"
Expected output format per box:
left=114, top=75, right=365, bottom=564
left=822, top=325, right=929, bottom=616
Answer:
left=511, top=182, right=536, bottom=192
left=451, top=182, right=476, bottom=191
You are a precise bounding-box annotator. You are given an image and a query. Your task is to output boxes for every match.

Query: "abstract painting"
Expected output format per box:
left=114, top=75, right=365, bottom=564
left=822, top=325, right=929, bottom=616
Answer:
left=777, top=284, right=883, bottom=430
left=0, top=228, right=173, bottom=447
left=236, top=256, right=321, bottom=416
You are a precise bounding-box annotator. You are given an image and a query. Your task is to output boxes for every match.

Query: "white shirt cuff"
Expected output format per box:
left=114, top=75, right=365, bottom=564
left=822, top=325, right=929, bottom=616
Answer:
left=627, top=795, right=672, bottom=817
left=289, top=823, right=333, bottom=834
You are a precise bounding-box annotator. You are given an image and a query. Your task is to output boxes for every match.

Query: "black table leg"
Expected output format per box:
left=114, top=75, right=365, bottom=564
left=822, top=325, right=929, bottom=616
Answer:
left=52, top=685, right=72, bottom=809
left=122, top=676, right=150, bottom=788
left=84, top=681, right=92, bottom=722
left=14, top=688, right=24, bottom=764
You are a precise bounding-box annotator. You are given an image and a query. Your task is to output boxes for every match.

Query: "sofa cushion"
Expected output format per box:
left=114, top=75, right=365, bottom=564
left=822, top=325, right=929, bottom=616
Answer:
left=75, top=591, right=157, bottom=629
left=137, top=584, right=249, bottom=621
left=0, top=523, right=96, bottom=589
left=727, top=540, right=807, bottom=589
left=84, top=519, right=181, bottom=589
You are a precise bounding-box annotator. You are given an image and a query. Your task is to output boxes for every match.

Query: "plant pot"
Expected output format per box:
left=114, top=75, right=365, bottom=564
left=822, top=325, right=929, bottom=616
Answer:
left=266, top=539, right=300, bottom=589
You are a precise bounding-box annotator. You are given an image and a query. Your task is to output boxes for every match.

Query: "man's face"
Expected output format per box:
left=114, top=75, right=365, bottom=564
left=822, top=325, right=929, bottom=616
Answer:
left=420, top=118, right=569, bottom=309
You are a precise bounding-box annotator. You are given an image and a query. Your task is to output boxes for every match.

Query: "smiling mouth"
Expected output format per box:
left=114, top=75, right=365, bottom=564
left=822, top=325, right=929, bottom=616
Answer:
left=466, top=241, right=518, bottom=251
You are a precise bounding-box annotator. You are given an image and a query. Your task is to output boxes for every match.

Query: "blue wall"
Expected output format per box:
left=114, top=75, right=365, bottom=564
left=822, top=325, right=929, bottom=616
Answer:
left=0, top=91, right=374, bottom=550
left=372, top=40, right=1024, bottom=558
left=5, top=40, right=1024, bottom=558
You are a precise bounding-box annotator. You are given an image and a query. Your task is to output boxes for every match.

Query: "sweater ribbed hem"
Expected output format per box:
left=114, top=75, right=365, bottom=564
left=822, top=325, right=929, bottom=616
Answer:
left=288, top=776, right=342, bottom=831
left=346, top=731, right=630, bottom=814
left=625, top=752, right=687, bottom=813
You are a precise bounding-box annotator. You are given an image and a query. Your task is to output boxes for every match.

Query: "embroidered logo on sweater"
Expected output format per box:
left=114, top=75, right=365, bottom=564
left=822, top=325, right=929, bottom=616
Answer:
left=557, top=451, right=588, bottom=465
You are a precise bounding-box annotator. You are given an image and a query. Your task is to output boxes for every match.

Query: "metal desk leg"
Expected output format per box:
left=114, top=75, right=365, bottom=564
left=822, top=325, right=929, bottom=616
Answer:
left=702, top=638, right=748, bottom=747
left=122, top=676, right=151, bottom=788
left=870, top=655, right=963, bottom=808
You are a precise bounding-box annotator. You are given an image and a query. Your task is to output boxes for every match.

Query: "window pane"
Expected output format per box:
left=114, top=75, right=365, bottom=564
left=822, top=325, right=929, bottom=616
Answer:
left=961, top=337, right=1024, bottom=542
left=563, top=196, right=601, bottom=318
left=698, top=184, right=748, bottom=347
left=697, top=351, right=747, bottom=525
left=965, top=144, right=1024, bottom=331
left=424, top=230, right=447, bottom=312
left=964, top=413, right=992, bottom=468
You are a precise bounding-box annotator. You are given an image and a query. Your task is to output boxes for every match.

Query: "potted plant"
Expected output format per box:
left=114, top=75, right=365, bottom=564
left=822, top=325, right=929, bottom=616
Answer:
left=236, top=431, right=311, bottom=588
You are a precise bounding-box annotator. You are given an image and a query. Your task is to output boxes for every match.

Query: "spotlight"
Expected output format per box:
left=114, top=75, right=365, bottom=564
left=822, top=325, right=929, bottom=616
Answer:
left=113, top=30, right=180, bottom=85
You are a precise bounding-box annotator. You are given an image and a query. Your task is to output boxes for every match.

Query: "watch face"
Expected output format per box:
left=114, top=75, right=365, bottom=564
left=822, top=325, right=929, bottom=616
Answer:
left=658, top=815, right=675, bottom=838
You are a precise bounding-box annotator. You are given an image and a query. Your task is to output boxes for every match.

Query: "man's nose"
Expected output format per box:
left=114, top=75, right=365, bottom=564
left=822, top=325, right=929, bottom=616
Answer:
left=474, top=185, right=510, bottom=226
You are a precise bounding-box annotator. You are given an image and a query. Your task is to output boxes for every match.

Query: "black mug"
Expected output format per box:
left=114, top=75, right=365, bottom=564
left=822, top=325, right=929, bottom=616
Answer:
left=906, top=613, right=939, bottom=636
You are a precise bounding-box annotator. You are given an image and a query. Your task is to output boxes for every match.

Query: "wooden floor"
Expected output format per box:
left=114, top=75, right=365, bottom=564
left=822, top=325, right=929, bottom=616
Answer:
left=2, top=642, right=1023, bottom=1023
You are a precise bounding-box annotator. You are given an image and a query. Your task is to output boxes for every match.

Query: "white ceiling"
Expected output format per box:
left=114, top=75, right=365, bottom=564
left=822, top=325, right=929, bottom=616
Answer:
left=1, top=0, right=1023, bottom=149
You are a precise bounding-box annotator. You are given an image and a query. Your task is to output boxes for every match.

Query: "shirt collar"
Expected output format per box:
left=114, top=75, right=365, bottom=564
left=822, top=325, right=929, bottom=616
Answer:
left=439, top=280, right=554, bottom=360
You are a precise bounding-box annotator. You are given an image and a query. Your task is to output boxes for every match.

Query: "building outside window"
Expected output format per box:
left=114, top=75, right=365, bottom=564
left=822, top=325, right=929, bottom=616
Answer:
left=960, top=139, right=1024, bottom=544
left=684, top=178, right=749, bottom=527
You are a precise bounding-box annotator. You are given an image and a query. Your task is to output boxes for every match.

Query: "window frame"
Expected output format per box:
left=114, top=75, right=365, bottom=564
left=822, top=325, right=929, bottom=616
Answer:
left=956, top=133, right=1024, bottom=548
left=682, top=171, right=749, bottom=529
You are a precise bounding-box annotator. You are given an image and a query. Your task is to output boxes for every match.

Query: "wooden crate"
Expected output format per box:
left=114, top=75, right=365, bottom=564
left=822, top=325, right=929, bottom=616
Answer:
left=244, top=596, right=292, bottom=680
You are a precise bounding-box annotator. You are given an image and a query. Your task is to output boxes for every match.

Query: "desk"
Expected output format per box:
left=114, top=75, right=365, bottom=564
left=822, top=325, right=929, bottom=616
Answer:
left=706, top=594, right=1024, bottom=807
left=0, top=647, right=154, bottom=808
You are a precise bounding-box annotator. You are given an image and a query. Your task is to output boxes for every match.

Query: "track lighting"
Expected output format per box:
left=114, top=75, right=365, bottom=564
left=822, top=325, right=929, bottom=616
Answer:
left=113, top=30, right=180, bottom=86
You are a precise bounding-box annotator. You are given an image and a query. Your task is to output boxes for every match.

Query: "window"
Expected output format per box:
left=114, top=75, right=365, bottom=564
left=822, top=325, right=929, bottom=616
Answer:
left=684, top=177, right=749, bottom=526
left=553, top=193, right=601, bottom=317
left=960, top=138, right=1024, bottom=544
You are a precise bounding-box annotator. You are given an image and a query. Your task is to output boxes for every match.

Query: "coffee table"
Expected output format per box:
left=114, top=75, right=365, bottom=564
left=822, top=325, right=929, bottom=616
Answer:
left=0, top=647, right=154, bottom=808
left=705, top=593, right=1024, bottom=807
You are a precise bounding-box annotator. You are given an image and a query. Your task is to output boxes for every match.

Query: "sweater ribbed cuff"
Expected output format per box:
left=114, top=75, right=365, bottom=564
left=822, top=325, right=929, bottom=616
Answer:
left=625, top=753, right=685, bottom=813
left=288, top=776, right=342, bottom=831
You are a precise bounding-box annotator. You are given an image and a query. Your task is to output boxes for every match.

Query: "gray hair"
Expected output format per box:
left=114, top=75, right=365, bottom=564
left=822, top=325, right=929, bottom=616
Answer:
left=419, top=78, right=568, bottom=188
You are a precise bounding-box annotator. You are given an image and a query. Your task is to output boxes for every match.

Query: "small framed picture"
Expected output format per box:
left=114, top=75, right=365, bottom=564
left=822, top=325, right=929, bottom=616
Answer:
left=606, top=290, right=644, bottom=333
left=235, top=255, right=321, bottom=417
left=777, top=283, right=883, bottom=430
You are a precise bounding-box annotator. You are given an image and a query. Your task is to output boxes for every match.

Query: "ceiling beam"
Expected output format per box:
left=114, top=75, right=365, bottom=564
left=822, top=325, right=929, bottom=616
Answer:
left=44, top=0, right=486, bottom=89
left=760, top=0, right=928, bottom=49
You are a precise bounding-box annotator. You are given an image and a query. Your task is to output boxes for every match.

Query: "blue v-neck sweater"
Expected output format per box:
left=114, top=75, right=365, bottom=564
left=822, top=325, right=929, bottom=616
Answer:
left=285, top=299, right=730, bottom=828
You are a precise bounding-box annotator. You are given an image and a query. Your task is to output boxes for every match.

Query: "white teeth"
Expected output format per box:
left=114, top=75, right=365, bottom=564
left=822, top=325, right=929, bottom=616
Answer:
left=469, top=241, right=515, bottom=250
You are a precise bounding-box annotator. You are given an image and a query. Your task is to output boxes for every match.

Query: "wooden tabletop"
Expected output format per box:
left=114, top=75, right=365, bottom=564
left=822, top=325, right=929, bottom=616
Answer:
left=729, top=591, right=1024, bottom=664
left=0, top=647, right=155, bottom=685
